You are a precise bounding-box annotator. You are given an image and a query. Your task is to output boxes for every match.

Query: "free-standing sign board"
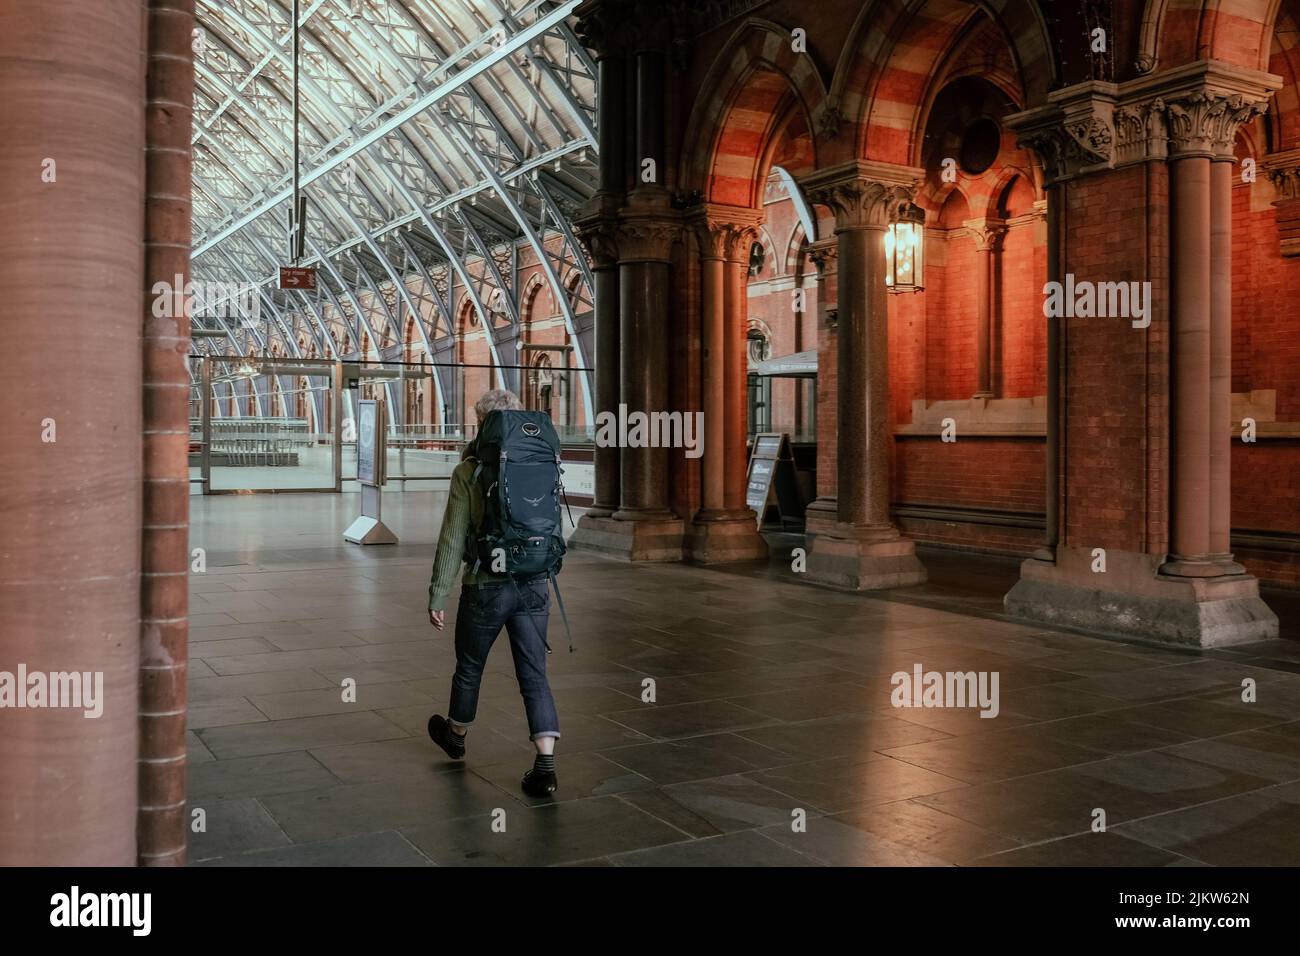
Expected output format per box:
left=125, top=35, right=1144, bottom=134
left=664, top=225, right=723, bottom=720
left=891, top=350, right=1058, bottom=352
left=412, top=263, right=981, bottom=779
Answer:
left=345, top=399, right=397, bottom=545
left=356, top=399, right=383, bottom=487
left=745, top=432, right=800, bottom=528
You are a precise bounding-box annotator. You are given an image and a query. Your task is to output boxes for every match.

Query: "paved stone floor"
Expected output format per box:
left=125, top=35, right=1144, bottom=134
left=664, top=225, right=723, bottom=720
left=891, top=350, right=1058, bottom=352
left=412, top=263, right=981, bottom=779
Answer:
left=188, top=493, right=1300, bottom=866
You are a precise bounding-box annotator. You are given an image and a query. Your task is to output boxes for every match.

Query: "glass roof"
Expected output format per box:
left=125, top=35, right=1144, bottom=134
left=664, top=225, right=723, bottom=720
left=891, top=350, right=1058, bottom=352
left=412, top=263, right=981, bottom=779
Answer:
left=191, top=0, right=597, bottom=408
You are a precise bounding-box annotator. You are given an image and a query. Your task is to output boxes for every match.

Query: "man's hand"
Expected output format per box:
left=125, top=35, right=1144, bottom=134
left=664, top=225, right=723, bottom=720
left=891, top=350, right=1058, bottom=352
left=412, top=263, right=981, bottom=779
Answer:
left=429, top=609, right=445, bottom=631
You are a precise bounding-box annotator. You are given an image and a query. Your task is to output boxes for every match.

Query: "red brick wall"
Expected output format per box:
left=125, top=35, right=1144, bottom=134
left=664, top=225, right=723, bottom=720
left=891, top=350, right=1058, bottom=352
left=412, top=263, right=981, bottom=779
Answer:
left=1060, top=163, right=1165, bottom=555
left=1001, top=222, right=1046, bottom=398
left=894, top=437, right=1045, bottom=513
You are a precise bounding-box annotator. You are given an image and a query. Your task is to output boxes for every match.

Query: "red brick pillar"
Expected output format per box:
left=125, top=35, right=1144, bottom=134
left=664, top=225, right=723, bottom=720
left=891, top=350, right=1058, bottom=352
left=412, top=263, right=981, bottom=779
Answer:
left=798, top=161, right=927, bottom=590
left=694, top=222, right=727, bottom=515
left=1005, top=74, right=1277, bottom=647
left=139, top=0, right=193, bottom=866
left=571, top=11, right=626, bottom=518
left=0, top=0, right=145, bottom=865
left=1208, top=155, right=1235, bottom=562
left=685, top=208, right=769, bottom=562
left=805, top=238, right=839, bottom=531
left=965, top=219, right=1007, bottom=399
left=722, top=232, right=755, bottom=516
left=1167, top=151, right=1215, bottom=567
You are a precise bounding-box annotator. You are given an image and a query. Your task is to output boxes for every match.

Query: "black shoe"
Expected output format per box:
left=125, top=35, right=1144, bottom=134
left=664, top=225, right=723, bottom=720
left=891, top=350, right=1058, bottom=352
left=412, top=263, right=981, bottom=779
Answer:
left=521, top=768, right=558, bottom=797
left=427, top=714, right=465, bottom=760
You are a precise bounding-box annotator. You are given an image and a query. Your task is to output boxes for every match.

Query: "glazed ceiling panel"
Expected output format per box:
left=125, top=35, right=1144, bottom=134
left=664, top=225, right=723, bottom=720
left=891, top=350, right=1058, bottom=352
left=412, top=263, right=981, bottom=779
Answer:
left=190, top=0, right=597, bottom=408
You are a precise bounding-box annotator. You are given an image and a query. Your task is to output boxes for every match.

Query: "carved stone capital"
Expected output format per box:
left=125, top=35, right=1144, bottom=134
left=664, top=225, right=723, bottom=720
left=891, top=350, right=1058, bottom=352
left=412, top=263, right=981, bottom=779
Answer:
left=1165, top=90, right=1267, bottom=160
left=575, top=0, right=633, bottom=57
left=799, top=160, right=922, bottom=231
left=573, top=214, right=621, bottom=269
left=806, top=237, right=838, bottom=274
left=1010, top=62, right=1280, bottom=179
left=1264, top=148, right=1300, bottom=200
left=1113, top=97, right=1168, bottom=164
left=963, top=218, right=1009, bottom=252
left=1007, top=85, right=1116, bottom=185
left=690, top=204, right=762, bottom=262
left=615, top=214, right=680, bottom=263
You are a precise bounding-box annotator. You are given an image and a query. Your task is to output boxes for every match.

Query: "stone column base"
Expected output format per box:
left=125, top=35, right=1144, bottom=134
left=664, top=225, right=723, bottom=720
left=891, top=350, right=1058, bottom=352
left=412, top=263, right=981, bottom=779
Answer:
left=686, top=512, right=769, bottom=564
left=804, top=525, right=928, bottom=591
left=1004, top=547, right=1279, bottom=648
left=803, top=496, right=839, bottom=535
left=568, top=512, right=685, bottom=562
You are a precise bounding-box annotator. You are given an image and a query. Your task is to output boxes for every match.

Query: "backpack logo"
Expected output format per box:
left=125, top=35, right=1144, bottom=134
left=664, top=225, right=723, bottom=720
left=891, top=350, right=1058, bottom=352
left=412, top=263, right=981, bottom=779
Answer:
left=523, top=494, right=544, bottom=506
left=522, top=422, right=541, bottom=436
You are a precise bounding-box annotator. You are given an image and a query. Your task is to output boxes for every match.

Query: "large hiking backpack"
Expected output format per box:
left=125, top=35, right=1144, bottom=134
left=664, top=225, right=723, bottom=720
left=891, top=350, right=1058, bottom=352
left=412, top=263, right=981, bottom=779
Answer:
left=466, top=409, right=575, bottom=651
left=465, top=409, right=568, bottom=581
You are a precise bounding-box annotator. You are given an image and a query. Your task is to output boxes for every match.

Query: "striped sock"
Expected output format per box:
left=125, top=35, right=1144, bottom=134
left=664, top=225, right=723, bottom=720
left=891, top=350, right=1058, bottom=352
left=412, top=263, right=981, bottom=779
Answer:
left=534, top=753, right=556, bottom=773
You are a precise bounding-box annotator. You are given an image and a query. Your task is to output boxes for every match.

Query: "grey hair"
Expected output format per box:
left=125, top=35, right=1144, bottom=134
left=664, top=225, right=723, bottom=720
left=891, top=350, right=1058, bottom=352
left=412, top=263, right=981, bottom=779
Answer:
left=474, top=388, right=523, bottom=422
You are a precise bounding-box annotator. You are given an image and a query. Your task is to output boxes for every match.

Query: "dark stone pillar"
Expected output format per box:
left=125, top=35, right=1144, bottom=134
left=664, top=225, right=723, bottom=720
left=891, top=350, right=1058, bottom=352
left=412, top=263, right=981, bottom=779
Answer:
left=798, top=161, right=927, bottom=591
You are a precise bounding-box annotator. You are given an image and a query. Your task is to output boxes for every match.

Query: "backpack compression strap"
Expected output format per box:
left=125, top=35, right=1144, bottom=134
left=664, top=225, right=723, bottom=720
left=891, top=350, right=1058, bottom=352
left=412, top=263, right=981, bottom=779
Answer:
left=548, top=570, right=574, bottom=653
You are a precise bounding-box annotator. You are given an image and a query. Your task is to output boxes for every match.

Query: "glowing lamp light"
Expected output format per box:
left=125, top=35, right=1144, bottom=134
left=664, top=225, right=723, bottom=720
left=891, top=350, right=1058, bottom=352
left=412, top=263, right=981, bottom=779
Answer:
left=884, top=202, right=926, bottom=293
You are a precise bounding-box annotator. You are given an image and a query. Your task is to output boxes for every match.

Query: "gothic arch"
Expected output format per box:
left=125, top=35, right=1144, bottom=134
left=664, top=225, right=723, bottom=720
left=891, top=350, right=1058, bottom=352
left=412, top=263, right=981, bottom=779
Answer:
left=681, top=18, right=828, bottom=207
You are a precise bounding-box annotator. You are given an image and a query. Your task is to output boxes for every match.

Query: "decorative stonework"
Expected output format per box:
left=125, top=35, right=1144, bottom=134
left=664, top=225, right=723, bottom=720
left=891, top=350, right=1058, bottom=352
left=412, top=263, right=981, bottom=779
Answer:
left=963, top=218, right=1009, bottom=252
left=1113, top=97, right=1167, bottom=165
left=817, top=98, right=845, bottom=141
left=1009, top=61, right=1278, bottom=182
left=807, top=239, right=837, bottom=275
left=689, top=204, right=762, bottom=262
left=614, top=217, right=680, bottom=263
left=573, top=214, right=620, bottom=268
left=800, top=161, right=922, bottom=230
left=1263, top=148, right=1300, bottom=200
left=1165, top=91, right=1267, bottom=160
left=1010, top=91, right=1115, bottom=184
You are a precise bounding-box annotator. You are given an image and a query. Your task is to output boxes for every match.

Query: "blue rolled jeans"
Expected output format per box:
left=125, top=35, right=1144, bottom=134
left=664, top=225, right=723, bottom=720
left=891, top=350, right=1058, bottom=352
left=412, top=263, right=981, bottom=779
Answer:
left=448, top=577, right=560, bottom=741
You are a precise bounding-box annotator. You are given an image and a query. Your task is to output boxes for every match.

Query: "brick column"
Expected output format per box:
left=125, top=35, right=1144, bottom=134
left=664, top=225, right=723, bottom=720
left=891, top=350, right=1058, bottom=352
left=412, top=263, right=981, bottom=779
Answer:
left=573, top=216, right=621, bottom=517
left=798, top=161, right=927, bottom=591
left=0, top=0, right=145, bottom=865
left=1162, top=89, right=1258, bottom=578
left=139, top=0, right=194, bottom=867
left=1004, top=67, right=1278, bottom=647
left=964, top=218, right=1008, bottom=399
left=686, top=206, right=768, bottom=562
left=804, top=238, right=839, bottom=532
left=1208, top=152, right=1237, bottom=564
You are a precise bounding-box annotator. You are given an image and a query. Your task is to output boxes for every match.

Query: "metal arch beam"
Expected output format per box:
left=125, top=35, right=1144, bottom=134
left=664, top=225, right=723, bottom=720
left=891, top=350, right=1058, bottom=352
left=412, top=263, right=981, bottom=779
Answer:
left=208, top=244, right=329, bottom=427
left=337, top=4, right=591, bottom=402
left=774, top=166, right=819, bottom=244
left=193, top=151, right=343, bottom=373
left=193, top=12, right=470, bottom=391
left=191, top=12, right=585, bottom=344
left=193, top=0, right=580, bottom=257
left=480, top=0, right=596, bottom=143
left=195, top=0, right=332, bottom=141
left=344, top=250, right=407, bottom=418
left=436, top=115, right=593, bottom=414
left=394, top=231, right=459, bottom=420
left=193, top=51, right=424, bottom=374
left=193, top=0, right=590, bottom=411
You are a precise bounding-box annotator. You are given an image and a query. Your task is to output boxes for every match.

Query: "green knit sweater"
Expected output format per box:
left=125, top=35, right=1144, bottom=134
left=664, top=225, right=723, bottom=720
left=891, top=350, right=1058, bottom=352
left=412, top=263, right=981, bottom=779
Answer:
left=427, top=449, right=504, bottom=611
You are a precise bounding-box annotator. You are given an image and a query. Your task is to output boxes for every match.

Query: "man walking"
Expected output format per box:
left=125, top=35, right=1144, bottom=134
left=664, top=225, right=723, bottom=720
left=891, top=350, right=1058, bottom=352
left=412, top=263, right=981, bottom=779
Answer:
left=426, top=389, right=562, bottom=796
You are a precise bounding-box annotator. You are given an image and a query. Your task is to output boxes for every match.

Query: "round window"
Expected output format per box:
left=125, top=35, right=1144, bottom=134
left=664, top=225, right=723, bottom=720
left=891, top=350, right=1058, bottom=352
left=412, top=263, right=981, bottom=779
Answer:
left=959, top=117, right=1002, bottom=174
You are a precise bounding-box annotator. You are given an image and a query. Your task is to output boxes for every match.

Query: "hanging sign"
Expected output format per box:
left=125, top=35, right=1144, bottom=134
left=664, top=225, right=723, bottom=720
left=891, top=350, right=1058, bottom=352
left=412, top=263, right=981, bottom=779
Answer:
left=279, top=266, right=317, bottom=290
